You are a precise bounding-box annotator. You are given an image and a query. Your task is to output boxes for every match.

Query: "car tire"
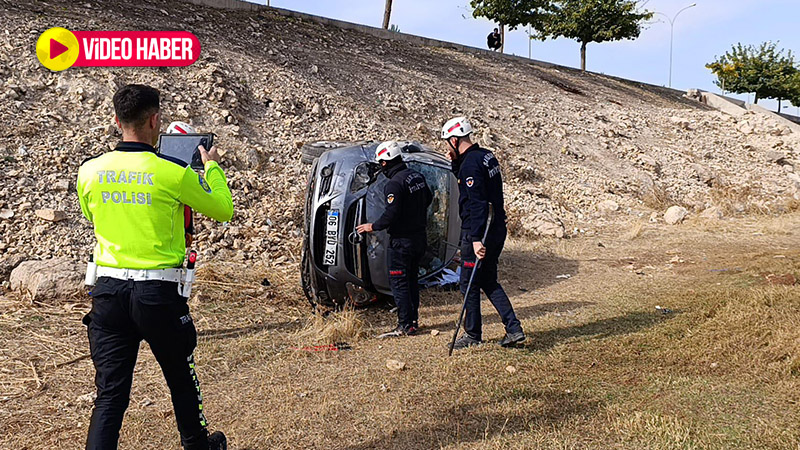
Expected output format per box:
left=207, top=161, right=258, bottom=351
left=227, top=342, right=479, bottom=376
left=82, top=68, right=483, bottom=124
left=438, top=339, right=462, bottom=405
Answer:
left=300, top=141, right=353, bottom=165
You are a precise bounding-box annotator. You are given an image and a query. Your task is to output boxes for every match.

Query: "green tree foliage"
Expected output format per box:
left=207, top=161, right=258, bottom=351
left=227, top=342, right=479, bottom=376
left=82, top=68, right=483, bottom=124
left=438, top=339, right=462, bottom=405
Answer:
left=470, top=0, right=652, bottom=71
left=544, top=0, right=652, bottom=71
left=789, top=73, right=800, bottom=108
left=707, top=42, right=798, bottom=105
left=470, top=0, right=553, bottom=32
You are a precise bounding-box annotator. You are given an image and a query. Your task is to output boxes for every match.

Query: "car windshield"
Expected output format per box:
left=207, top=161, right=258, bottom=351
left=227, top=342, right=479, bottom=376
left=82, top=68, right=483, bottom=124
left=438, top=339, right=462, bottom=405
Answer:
left=408, top=162, right=451, bottom=278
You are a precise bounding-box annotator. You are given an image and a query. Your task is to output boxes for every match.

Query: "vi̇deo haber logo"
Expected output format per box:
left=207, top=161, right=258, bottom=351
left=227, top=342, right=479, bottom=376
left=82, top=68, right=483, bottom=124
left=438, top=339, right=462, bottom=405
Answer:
left=36, top=27, right=201, bottom=72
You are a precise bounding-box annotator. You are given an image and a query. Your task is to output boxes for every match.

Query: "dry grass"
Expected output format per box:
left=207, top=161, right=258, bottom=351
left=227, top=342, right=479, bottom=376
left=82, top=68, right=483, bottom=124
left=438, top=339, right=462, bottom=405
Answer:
left=641, top=182, right=679, bottom=211
left=624, top=220, right=646, bottom=240
left=3, top=215, right=800, bottom=448
left=709, top=183, right=771, bottom=216
left=293, top=307, right=366, bottom=346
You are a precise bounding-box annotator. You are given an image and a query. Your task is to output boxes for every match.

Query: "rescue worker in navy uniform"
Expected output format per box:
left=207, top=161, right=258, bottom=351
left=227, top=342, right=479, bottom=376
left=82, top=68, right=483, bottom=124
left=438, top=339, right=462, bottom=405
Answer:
left=441, top=117, right=525, bottom=350
left=357, top=141, right=433, bottom=337
left=77, top=85, right=232, bottom=450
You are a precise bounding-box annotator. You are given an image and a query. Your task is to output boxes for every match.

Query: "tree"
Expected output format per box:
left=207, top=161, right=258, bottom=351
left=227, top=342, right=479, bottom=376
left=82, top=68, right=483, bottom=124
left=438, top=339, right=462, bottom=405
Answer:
left=471, top=0, right=652, bottom=71
left=471, top=0, right=552, bottom=54
left=383, top=0, right=393, bottom=29
left=539, top=0, right=652, bottom=71
left=788, top=73, right=800, bottom=110
left=707, top=42, right=798, bottom=107
left=471, top=0, right=553, bottom=31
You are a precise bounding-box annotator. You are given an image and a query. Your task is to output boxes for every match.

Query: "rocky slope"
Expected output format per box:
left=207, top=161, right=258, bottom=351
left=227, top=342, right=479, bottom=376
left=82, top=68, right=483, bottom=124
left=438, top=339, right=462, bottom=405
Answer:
left=1, top=0, right=799, bottom=279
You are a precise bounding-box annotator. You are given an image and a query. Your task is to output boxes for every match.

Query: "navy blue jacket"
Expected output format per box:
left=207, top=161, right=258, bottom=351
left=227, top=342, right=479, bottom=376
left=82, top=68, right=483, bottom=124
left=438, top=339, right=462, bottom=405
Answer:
left=452, top=144, right=507, bottom=239
left=373, top=162, right=433, bottom=238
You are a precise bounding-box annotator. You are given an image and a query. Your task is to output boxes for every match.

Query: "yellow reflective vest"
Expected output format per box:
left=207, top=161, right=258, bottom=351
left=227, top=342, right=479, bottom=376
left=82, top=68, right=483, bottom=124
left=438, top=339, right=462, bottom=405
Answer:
left=77, top=141, right=233, bottom=269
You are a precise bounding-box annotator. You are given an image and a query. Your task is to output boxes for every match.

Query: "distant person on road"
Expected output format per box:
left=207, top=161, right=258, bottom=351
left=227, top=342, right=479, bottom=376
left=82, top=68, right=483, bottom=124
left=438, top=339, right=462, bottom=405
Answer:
left=441, top=117, right=524, bottom=351
left=356, top=141, right=433, bottom=338
left=487, top=28, right=502, bottom=51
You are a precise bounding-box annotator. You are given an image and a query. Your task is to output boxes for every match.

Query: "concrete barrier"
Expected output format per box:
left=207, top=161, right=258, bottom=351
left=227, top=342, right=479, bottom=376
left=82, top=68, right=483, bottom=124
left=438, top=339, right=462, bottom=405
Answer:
left=698, top=91, right=747, bottom=117
left=778, top=112, right=800, bottom=125
left=748, top=104, right=800, bottom=134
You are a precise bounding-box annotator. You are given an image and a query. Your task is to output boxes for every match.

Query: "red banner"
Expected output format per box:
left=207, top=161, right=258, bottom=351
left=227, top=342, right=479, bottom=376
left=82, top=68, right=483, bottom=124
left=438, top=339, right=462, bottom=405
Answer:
left=72, top=31, right=201, bottom=67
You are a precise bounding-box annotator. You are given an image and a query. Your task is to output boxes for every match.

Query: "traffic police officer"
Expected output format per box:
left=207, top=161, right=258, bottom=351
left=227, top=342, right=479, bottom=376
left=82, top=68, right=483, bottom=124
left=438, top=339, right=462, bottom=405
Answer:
left=77, top=85, right=232, bottom=450
left=441, top=117, right=525, bottom=350
left=356, top=141, right=433, bottom=337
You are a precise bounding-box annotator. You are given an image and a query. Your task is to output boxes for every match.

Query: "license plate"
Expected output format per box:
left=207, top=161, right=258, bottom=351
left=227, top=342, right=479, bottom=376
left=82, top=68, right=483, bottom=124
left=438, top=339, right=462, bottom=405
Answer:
left=323, top=210, right=339, bottom=266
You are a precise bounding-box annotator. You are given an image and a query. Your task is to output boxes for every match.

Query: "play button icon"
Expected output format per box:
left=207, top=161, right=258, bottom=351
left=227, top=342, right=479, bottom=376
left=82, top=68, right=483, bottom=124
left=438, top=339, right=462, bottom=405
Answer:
left=36, top=27, right=79, bottom=71
left=50, top=39, right=69, bottom=59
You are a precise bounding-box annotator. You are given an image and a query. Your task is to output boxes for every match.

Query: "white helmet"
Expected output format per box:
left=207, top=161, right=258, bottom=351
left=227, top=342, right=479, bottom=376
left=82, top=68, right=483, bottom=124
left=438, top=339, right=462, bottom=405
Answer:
left=167, top=121, right=196, bottom=134
left=441, top=117, right=473, bottom=139
left=375, top=141, right=403, bottom=162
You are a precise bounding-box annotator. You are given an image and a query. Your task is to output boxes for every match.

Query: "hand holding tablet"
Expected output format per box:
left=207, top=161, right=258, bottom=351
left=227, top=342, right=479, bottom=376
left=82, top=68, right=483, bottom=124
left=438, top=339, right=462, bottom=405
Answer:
left=157, top=133, right=215, bottom=170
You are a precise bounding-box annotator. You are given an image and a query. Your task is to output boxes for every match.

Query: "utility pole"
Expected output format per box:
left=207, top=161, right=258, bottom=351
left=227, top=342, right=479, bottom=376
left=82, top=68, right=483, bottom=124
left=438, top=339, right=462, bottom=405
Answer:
left=655, top=3, right=696, bottom=88
left=528, top=24, right=531, bottom=59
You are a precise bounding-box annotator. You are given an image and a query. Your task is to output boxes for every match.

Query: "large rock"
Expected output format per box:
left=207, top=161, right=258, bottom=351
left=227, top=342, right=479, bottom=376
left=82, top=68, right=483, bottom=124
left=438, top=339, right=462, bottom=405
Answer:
left=521, top=212, right=566, bottom=238
left=700, top=206, right=724, bottom=220
left=664, top=206, right=689, bottom=225
left=10, top=259, right=84, bottom=301
left=597, top=200, right=620, bottom=215
left=35, top=209, right=68, bottom=222
left=0, top=254, right=27, bottom=281
left=691, top=164, right=716, bottom=186
left=670, top=116, right=692, bottom=130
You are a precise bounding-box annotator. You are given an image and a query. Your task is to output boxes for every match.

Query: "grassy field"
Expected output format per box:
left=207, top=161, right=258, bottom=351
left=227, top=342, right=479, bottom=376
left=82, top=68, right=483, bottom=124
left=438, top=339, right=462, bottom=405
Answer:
left=2, top=214, right=800, bottom=449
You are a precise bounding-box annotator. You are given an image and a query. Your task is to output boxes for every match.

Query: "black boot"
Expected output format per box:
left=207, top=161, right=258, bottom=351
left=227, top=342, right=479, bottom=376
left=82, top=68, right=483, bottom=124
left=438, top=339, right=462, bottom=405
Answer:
left=448, top=334, right=482, bottom=350
left=499, top=331, right=525, bottom=347
left=208, top=431, right=227, bottom=450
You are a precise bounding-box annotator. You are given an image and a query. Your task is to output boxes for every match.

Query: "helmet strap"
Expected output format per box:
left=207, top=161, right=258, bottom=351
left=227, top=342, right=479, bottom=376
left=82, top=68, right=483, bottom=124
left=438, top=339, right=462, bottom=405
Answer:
left=448, top=136, right=460, bottom=153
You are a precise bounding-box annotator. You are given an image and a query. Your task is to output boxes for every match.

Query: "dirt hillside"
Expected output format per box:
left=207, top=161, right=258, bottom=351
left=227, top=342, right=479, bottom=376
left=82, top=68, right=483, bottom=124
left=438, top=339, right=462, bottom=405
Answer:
left=1, top=0, right=799, bottom=272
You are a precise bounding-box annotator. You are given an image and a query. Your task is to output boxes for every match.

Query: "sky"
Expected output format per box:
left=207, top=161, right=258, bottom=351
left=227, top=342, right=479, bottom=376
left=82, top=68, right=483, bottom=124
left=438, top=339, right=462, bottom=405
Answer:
left=247, top=0, right=800, bottom=114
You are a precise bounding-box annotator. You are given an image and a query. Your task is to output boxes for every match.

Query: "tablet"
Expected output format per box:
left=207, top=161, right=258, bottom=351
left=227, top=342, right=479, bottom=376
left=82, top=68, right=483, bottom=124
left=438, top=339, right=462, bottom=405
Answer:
left=157, top=133, right=214, bottom=170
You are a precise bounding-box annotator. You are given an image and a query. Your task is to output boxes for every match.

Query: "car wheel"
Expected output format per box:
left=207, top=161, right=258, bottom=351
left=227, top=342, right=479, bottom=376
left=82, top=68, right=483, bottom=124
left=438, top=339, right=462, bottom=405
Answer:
left=300, top=141, right=357, bottom=165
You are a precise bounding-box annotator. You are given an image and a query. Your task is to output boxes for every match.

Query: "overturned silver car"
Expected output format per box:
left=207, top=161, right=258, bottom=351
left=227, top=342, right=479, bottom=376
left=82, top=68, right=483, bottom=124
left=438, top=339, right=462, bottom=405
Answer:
left=300, top=141, right=461, bottom=308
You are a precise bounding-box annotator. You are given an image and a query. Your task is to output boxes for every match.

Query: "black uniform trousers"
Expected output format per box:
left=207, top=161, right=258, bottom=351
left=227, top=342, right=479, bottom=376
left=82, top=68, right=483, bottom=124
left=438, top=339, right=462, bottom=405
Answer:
left=460, top=226, right=522, bottom=340
left=83, top=277, right=208, bottom=450
left=387, top=235, right=426, bottom=328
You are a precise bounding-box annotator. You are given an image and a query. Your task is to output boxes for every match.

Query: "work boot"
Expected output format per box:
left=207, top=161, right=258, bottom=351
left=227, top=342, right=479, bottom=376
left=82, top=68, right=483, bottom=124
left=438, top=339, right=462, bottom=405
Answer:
left=208, top=431, right=227, bottom=450
left=499, top=331, right=526, bottom=348
left=377, top=324, right=417, bottom=339
left=448, top=334, right=482, bottom=350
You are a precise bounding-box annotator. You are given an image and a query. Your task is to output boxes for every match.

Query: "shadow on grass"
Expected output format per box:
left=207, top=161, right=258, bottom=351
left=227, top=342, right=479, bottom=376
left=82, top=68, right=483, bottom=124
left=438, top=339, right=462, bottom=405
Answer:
left=423, top=300, right=593, bottom=332
left=522, top=311, right=671, bottom=353
left=339, top=389, right=601, bottom=450
left=337, top=312, right=668, bottom=449
left=422, top=250, right=580, bottom=308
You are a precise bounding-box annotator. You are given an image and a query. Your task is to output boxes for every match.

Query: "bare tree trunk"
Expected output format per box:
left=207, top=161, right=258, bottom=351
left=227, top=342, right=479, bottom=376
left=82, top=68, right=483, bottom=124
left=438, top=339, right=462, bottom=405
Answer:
left=383, top=0, right=392, bottom=29
left=500, top=24, right=505, bottom=54
left=580, top=42, right=587, bottom=71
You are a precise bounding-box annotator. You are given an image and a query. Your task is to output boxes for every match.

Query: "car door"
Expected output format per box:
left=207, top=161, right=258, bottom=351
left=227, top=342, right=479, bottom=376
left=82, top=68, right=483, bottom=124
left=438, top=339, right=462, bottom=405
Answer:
left=363, top=173, right=391, bottom=294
